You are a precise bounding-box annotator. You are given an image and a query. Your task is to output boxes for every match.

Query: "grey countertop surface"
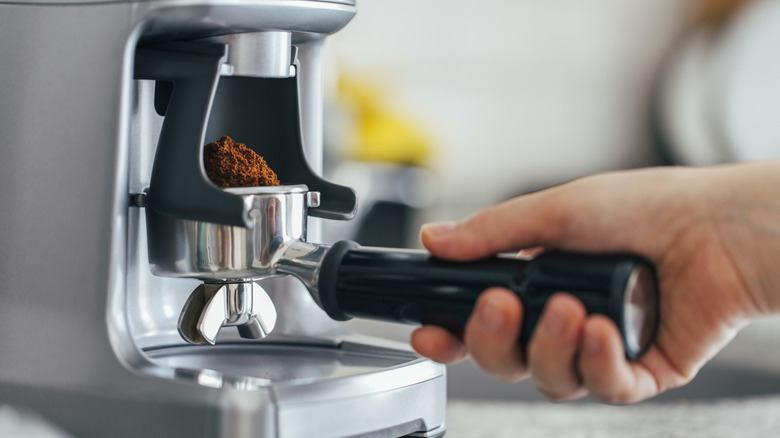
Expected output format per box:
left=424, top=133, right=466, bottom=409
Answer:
left=444, top=395, right=780, bottom=438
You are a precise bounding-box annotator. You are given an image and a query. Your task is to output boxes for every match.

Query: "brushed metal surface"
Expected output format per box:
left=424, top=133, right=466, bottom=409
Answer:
left=0, top=0, right=446, bottom=436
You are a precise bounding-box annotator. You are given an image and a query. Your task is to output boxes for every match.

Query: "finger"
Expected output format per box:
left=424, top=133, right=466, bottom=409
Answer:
left=420, top=168, right=685, bottom=262
left=517, top=246, right=546, bottom=259
left=420, top=189, right=572, bottom=261
left=410, top=326, right=468, bottom=364
left=579, top=315, right=660, bottom=404
left=527, top=293, right=589, bottom=401
left=463, top=288, right=528, bottom=382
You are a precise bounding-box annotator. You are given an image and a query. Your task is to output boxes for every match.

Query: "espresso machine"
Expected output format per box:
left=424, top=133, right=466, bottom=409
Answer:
left=0, top=0, right=662, bottom=436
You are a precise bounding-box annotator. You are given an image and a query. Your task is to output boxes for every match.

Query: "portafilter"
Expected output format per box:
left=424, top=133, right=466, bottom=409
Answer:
left=144, top=185, right=659, bottom=359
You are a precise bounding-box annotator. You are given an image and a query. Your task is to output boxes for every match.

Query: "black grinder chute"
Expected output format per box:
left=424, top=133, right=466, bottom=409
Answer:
left=134, top=40, right=357, bottom=227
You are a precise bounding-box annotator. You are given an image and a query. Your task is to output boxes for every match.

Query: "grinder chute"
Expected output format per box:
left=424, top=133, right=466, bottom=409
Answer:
left=135, top=40, right=357, bottom=227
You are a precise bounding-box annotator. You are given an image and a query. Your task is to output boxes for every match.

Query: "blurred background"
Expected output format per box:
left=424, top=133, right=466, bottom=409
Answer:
left=318, top=0, right=780, bottom=402
left=325, top=0, right=680, bottom=222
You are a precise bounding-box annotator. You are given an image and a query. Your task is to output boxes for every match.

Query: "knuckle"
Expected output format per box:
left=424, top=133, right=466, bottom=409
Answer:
left=469, top=346, right=507, bottom=370
left=532, top=369, right=585, bottom=402
left=538, top=386, right=585, bottom=403
left=470, top=349, right=527, bottom=382
left=491, top=362, right=530, bottom=383
left=535, top=384, right=567, bottom=402
left=459, top=209, right=490, bottom=236
left=596, top=386, right=636, bottom=405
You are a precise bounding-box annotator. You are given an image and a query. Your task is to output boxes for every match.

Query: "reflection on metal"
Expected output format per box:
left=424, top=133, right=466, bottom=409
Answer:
left=147, top=185, right=337, bottom=344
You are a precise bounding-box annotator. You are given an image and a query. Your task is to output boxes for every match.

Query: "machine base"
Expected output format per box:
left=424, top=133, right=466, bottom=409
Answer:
left=1, top=341, right=447, bottom=438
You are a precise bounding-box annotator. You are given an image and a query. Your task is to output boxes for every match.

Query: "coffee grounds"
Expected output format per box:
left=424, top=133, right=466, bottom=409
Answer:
left=203, top=136, right=281, bottom=187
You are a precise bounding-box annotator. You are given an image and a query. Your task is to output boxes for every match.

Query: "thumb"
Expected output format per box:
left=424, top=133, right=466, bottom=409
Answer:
left=420, top=168, right=684, bottom=261
left=420, top=188, right=575, bottom=261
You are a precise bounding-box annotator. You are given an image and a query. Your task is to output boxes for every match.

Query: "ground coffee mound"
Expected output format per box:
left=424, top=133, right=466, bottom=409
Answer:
left=204, top=136, right=280, bottom=187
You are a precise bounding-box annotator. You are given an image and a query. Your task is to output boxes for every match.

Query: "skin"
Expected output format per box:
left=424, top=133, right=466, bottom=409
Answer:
left=411, top=161, right=780, bottom=403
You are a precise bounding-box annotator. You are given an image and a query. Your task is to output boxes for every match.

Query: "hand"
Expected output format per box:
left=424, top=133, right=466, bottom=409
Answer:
left=411, top=161, right=780, bottom=403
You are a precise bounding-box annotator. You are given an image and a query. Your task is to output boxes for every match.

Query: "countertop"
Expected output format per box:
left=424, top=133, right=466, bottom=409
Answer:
left=3, top=396, right=780, bottom=437
left=445, top=395, right=780, bottom=437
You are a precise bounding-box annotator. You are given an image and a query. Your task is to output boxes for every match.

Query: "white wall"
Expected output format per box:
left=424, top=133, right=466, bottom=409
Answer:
left=326, top=0, right=688, bottom=220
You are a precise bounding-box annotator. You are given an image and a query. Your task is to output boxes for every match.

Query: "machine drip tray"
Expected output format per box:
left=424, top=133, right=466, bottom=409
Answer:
left=141, top=342, right=447, bottom=437
left=144, top=341, right=423, bottom=388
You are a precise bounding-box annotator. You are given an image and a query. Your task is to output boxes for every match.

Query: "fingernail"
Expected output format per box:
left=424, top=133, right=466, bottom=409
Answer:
left=477, top=295, right=504, bottom=332
left=421, top=221, right=456, bottom=238
left=542, top=307, right=565, bottom=336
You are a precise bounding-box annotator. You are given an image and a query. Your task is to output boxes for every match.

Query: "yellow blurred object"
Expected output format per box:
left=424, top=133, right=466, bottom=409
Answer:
left=692, top=0, right=753, bottom=28
left=337, top=76, right=433, bottom=167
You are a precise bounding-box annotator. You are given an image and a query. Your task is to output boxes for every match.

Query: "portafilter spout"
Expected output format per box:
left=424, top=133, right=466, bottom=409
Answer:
left=178, top=282, right=277, bottom=345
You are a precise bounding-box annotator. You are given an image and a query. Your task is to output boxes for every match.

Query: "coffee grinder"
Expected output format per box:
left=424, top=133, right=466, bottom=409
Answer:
left=0, top=1, right=449, bottom=437
left=0, top=0, right=661, bottom=437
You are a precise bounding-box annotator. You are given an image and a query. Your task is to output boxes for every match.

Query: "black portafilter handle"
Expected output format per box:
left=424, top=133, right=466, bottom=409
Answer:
left=318, top=241, right=659, bottom=360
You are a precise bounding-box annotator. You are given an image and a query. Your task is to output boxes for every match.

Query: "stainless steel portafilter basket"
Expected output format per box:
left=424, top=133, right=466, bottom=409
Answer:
left=145, top=185, right=660, bottom=359
left=145, top=184, right=326, bottom=344
left=146, top=185, right=318, bottom=280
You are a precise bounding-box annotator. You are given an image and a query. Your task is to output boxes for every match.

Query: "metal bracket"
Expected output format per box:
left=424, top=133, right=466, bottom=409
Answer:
left=178, top=282, right=278, bottom=345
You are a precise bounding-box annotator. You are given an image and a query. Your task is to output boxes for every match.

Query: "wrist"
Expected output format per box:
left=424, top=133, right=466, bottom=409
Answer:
left=704, top=160, right=780, bottom=316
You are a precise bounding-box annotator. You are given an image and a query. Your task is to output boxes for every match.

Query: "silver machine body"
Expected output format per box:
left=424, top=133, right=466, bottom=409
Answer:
left=0, top=0, right=447, bottom=436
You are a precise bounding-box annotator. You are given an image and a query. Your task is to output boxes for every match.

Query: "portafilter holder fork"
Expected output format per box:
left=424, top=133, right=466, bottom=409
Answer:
left=178, top=282, right=277, bottom=345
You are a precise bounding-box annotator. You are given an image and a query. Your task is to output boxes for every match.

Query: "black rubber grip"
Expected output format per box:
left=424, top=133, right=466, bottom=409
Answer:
left=318, top=241, right=659, bottom=359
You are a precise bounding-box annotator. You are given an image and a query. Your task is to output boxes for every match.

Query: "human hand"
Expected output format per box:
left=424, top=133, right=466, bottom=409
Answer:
left=411, top=162, right=780, bottom=403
